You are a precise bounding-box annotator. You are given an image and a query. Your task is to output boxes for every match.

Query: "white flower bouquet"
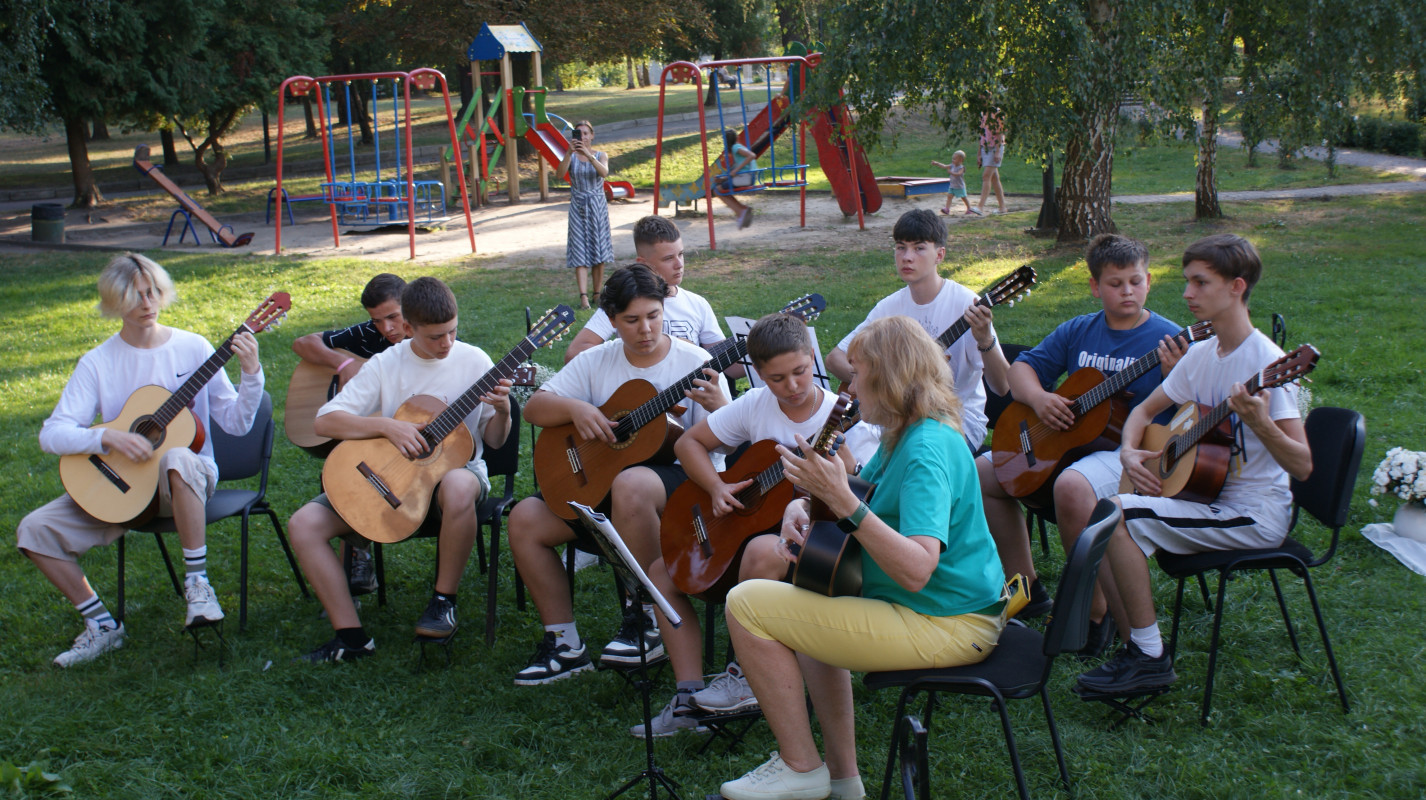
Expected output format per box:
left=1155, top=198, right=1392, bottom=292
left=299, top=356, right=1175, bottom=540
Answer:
left=1370, top=447, right=1426, bottom=503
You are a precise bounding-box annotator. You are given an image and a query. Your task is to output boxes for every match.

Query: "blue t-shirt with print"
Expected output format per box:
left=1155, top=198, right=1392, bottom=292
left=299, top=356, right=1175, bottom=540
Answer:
left=1015, top=310, right=1184, bottom=412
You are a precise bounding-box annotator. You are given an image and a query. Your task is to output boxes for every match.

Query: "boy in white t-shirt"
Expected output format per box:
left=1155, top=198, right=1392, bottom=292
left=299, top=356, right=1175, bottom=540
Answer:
left=17, top=253, right=265, bottom=667
left=511, top=264, right=731, bottom=686
left=826, top=209, right=1009, bottom=451
left=632, top=313, right=856, bottom=738
left=289, top=278, right=513, bottom=663
left=1077, top=234, right=1312, bottom=694
left=564, top=215, right=745, bottom=379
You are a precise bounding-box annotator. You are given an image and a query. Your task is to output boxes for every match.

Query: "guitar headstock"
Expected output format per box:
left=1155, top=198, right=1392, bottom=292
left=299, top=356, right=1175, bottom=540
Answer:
left=982, top=266, right=1036, bottom=308
left=511, top=365, right=539, bottom=387
left=1184, top=320, right=1215, bottom=344
left=529, top=305, right=577, bottom=349
left=1260, top=344, right=1320, bottom=390
left=812, top=393, right=855, bottom=455
left=244, top=292, right=291, bottom=334
left=781, top=293, right=827, bottom=324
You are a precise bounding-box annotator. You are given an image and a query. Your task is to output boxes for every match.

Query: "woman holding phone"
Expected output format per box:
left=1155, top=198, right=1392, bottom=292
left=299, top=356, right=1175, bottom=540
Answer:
left=558, top=120, right=614, bottom=309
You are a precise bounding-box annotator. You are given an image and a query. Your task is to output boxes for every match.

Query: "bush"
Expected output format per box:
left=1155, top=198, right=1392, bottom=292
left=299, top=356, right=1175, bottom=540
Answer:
left=1340, top=116, right=1422, bottom=156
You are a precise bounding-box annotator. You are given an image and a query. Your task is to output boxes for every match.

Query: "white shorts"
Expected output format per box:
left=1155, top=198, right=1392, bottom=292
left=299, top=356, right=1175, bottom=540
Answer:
left=1117, top=494, right=1289, bottom=558
left=1063, top=449, right=1124, bottom=501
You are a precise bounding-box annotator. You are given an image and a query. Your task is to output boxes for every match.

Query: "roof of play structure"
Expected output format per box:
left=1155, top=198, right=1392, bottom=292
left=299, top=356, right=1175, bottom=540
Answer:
left=468, top=23, right=542, bottom=61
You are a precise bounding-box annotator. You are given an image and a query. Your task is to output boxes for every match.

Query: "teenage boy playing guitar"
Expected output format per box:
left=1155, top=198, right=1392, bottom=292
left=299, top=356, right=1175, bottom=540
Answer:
left=826, top=208, right=1011, bottom=455
left=289, top=272, right=407, bottom=596
left=1075, top=234, right=1312, bottom=694
left=978, top=234, right=1187, bottom=653
left=636, top=313, right=857, bottom=737
left=18, top=253, right=266, bottom=667
left=510, top=264, right=731, bottom=685
left=288, top=278, right=512, bottom=663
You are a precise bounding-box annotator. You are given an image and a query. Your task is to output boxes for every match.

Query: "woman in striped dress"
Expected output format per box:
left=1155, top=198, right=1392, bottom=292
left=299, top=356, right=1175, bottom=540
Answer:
left=558, top=120, right=614, bottom=309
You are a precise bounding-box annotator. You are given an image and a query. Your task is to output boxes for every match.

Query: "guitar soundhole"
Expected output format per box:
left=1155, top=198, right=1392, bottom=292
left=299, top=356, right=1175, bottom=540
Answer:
left=606, top=409, right=636, bottom=451
left=132, top=416, right=165, bottom=448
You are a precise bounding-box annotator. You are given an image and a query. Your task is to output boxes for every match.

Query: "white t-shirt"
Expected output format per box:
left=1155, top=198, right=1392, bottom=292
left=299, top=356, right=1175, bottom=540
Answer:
left=39, top=328, right=265, bottom=480
left=836, top=280, right=990, bottom=445
left=1158, top=329, right=1300, bottom=514
left=580, top=287, right=725, bottom=349
left=707, top=386, right=840, bottom=449
left=319, top=339, right=499, bottom=484
left=541, top=336, right=732, bottom=468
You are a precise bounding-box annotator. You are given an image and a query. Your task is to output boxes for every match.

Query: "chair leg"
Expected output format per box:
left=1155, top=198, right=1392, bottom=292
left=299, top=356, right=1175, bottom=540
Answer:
left=240, top=511, right=251, bottom=631
left=1196, top=573, right=1214, bottom=611
left=264, top=505, right=308, bottom=599
left=897, top=714, right=930, bottom=800
left=880, top=688, right=918, bottom=800
left=990, top=690, right=1031, bottom=800
left=1040, top=686, right=1071, bottom=794
left=1300, top=571, right=1350, bottom=713
left=476, top=516, right=488, bottom=575
left=1036, top=513, right=1050, bottom=558
left=154, top=532, right=183, bottom=597
left=1268, top=569, right=1302, bottom=657
left=1169, top=577, right=1187, bottom=660
left=117, top=536, right=127, bottom=624
left=1200, top=570, right=1233, bottom=725
left=485, top=516, right=503, bottom=646
left=374, top=543, right=387, bottom=608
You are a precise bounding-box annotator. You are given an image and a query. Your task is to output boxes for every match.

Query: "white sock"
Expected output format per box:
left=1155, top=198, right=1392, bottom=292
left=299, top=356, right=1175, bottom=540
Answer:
left=182, top=546, right=208, bottom=581
left=641, top=603, right=658, bottom=628
left=75, top=593, right=116, bottom=631
left=547, top=622, right=580, bottom=650
left=1130, top=624, right=1164, bottom=658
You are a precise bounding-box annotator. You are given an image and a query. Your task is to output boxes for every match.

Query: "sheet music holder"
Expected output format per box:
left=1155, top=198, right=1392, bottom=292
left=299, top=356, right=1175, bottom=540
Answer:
left=568, top=502, right=683, bottom=800
left=724, top=315, right=832, bottom=392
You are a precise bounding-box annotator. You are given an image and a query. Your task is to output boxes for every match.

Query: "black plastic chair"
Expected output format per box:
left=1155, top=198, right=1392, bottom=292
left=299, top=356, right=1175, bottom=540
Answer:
left=862, top=499, right=1121, bottom=800
left=371, top=399, right=524, bottom=646
left=1156, top=406, right=1365, bottom=724
left=120, top=392, right=307, bottom=630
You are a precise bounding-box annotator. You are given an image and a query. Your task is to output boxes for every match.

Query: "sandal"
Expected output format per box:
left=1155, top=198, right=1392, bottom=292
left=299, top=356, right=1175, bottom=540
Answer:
left=579, top=292, right=590, bottom=309
left=939, top=208, right=951, bottom=215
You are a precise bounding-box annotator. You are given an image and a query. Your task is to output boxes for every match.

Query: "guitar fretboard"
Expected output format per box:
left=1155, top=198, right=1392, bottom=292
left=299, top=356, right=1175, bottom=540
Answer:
left=153, top=326, right=249, bottom=429
left=421, top=336, right=542, bottom=446
left=1070, top=323, right=1210, bottom=416
left=612, top=343, right=746, bottom=440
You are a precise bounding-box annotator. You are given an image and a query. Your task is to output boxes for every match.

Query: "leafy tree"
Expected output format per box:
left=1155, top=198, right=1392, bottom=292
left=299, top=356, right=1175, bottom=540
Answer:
left=0, top=0, right=58, bottom=134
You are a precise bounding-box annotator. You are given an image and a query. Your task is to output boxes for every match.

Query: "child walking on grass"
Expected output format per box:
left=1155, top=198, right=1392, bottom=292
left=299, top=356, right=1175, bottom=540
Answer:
left=931, top=151, right=980, bottom=216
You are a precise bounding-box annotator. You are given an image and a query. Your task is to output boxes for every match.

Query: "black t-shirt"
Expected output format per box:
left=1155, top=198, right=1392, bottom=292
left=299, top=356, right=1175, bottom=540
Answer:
left=321, top=320, right=396, bottom=359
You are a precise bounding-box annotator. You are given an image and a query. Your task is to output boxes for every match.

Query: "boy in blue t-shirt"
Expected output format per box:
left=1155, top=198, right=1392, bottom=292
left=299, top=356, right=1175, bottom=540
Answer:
left=978, top=234, right=1189, bottom=655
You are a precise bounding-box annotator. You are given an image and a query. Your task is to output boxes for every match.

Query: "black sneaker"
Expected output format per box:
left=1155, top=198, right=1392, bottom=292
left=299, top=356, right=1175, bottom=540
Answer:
left=414, top=595, right=457, bottom=638
left=1016, top=578, right=1053, bottom=620
left=346, top=546, right=378, bottom=596
left=1076, top=642, right=1177, bottom=694
left=296, top=636, right=374, bottom=664
left=514, top=632, right=594, bottom=685
left=600, top=608, right=664, bottom=666
left=1075, top=616, right=1117, bottom=662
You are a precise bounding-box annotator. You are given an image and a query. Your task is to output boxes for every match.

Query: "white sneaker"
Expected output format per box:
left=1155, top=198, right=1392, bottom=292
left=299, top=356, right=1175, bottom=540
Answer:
left=53, top=622, right=126, bottom=667
left=184, top=576, right=225, bottom=627
left=829, top=775, right=866, bottom=800
left=721, top=752, right=830, bottom=800
left=691, top=662, right=760, bottom=713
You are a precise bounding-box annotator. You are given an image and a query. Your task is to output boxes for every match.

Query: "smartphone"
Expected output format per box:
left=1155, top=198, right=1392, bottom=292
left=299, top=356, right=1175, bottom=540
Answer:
left=571, top=128, right=583, bottom=142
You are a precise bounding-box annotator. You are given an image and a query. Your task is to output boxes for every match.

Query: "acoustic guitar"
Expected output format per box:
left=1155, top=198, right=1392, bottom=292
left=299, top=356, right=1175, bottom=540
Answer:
left=58, top=293, right=291, bottom=525
left=1119, top=344, right=1319, bottom=503
left=932, top=265, right=1037, bottom=351
left=661, top=393, right=856, bottom=602
left=535, top=294, right=826, bottom=521
left=992, top=320, right=1217, bottom=504
left=322, top=306, right=575, bottom=543
left=788, top=475, right=873, bottom=598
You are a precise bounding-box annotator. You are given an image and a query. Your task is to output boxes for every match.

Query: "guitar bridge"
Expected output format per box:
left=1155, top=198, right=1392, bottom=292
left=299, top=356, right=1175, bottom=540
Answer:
left=1018, top=421, right=1037, bottom=467
left=565, top=446, right=583, bottom=474
left=356, top=461, right=402, bottom=509
left=88, top=454, right=131, bottom=493
left=691, top=504, right=712, bottom=558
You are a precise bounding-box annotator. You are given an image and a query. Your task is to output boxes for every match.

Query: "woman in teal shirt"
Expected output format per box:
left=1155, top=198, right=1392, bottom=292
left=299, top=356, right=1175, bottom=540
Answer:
left=717, top=315, right=1007, bottom=800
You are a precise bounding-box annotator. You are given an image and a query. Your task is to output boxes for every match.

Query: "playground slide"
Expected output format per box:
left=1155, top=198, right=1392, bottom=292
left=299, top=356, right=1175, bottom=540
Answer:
left=521, top=122, right=635, bottom=201
left=813, top=104, right=883, bottom=216
left=132, top=145, right=253, bottom=247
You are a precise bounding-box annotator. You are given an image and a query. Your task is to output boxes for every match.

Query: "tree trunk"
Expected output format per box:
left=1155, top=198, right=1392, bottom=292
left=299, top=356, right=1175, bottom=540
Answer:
left=775, top=0, right=808, bottom=49
left=1055, top=106, right=1118, bottom=243
left=640, top=62, right=652, bottom=87
left=90, top=117, right=110, bottom=141
left=625, top=54, right=637, bottom=90
left=64, top=114, right=103, bottom=207
left=160, top=129, right=179, bottom=167
left=302, top=95, right=317, bottom=139
left=195, top=136, right=227, bottom=194
left=1195, top=99, right=1222, bottom=220
left=354, top=86, right=373, bottom=147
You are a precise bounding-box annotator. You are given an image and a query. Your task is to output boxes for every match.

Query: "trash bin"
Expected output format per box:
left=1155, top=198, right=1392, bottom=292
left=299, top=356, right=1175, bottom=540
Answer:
left=31, top=203, right=65, bottom=244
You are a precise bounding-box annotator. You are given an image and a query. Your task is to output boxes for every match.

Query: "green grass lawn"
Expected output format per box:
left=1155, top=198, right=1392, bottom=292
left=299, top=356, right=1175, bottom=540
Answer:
left=1, top=194, right=1424, bottom=798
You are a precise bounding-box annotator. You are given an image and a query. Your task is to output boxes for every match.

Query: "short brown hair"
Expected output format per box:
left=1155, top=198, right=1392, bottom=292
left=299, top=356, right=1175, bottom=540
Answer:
left=1181, top=234, right=1263, bottom=302
left=746, top=313, right=814, bottom=368
left=401, top=277, right=458, bottom=327
left=599, top=264, right=670, bottom=316
left=360, top=273, right=406, bottom=309
left=632, top=215, right=681, bottom=250
left=1086, top=233, right=1149, bottom=280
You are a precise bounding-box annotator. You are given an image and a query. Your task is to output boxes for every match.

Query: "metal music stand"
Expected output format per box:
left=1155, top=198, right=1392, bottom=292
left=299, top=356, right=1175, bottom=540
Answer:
left=569, top=502, right=684, bottom=800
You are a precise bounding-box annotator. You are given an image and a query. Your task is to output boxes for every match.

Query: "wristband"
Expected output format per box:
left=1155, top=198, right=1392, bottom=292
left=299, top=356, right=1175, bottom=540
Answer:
left=335, top=357, right=355, bottom=373
left=977, top=336, right=998, bottom=353
left=836, top=501, right=870, bottom=534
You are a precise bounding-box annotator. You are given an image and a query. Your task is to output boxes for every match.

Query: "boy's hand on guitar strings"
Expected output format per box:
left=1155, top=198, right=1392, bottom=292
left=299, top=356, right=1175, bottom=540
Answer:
left=712, top=479, right=754, bottom=516
left=1158, top=333, right=1189, bottom=376
left=383, top=417, right=432, bottom=460
left=1226, top=382, right=1273, bottom=432
left=102, top=429, right=155, bottom=462
left=1032, top=392, right=1076, bottom=431
left=480, top=378, right=514, bottom=415
left=685, top=369, right=727, bottom=413
left=1120, top=445, right=1164, bottom=496
left=231, top=331, right=261, bottom=375
left=570, top=401, right=618, bottom=445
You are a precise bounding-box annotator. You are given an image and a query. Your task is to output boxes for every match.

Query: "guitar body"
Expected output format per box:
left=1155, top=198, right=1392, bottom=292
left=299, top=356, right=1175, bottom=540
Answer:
left=322, top=394, right=475, bottom=543
left=789, top=476, right=873, bottom=598
left=534, top=379, right=684, bottom=521
left=1121, top=402, right=1233, bottom=504
left=660, top=440, right=795, bottom=601
left=991, top=367, right=1130, bottom=504
left=285, top=349, right=366, bottom=457
left=59, top=385, right=206, bottom=525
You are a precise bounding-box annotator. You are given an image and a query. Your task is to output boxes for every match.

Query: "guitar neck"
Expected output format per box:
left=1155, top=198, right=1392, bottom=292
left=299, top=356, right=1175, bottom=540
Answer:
left=153, top=325, right=248, bottom=429
left=934, top=296, right=991, bottom=350
left=1178, top=372, right=1264, bottom=451
left=1069, top=323, right=1195, bottom=416
left=421, top=337, right=541, bottom=447
left=612, top=341, right=746, bottom=439
left=735, top=395, right=849, bottom=505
